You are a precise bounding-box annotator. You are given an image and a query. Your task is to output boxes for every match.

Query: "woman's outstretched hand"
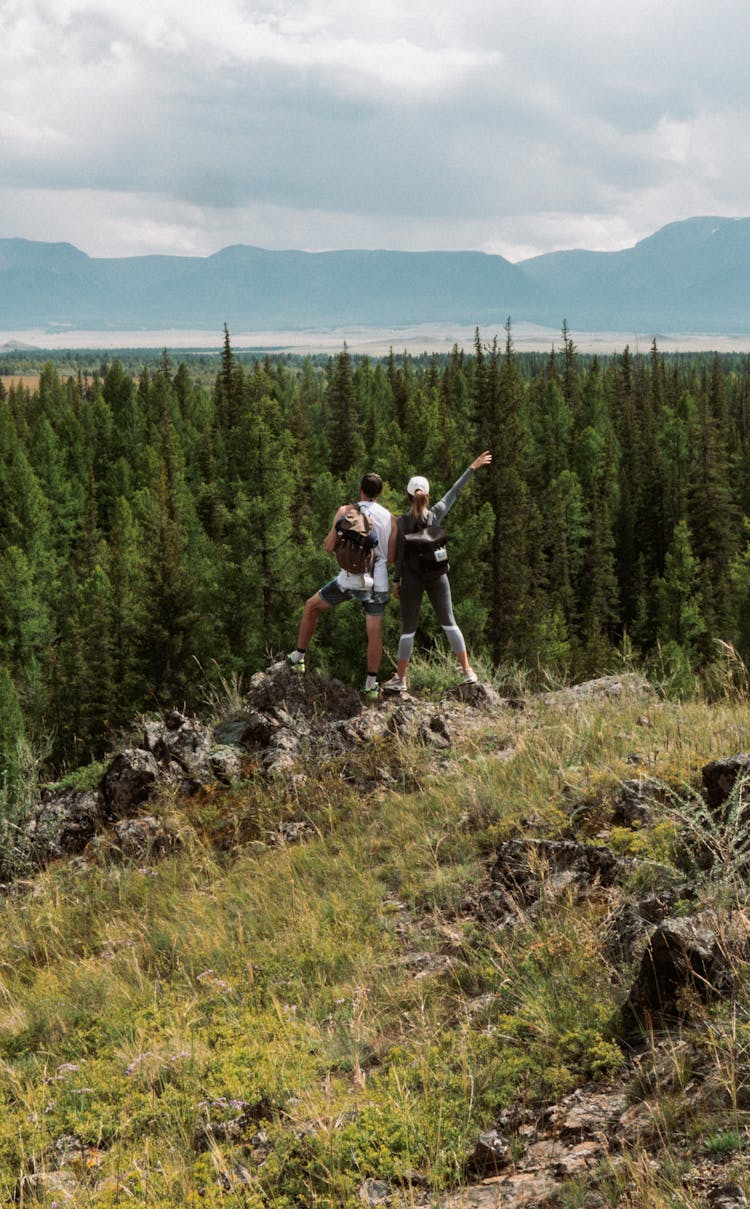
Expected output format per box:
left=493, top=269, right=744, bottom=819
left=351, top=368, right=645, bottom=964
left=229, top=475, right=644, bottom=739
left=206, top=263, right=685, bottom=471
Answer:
left=470, top=450, right=492, bottom=471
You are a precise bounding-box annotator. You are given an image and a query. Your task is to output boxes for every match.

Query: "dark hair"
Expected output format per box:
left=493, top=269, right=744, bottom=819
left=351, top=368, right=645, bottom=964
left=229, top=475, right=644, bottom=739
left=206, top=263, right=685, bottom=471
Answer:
left=360, top=472, right=383, bottom=499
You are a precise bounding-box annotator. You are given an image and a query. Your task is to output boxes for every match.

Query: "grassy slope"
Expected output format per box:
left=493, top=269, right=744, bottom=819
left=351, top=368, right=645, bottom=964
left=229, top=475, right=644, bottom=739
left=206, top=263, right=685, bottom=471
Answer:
left=1, top=681, right=749, bottom=1206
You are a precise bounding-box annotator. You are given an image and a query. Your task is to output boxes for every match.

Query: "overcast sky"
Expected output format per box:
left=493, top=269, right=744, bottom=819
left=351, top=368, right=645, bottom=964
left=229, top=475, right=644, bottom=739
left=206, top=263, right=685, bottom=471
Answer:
left=2, top=0, right=749, bottom=262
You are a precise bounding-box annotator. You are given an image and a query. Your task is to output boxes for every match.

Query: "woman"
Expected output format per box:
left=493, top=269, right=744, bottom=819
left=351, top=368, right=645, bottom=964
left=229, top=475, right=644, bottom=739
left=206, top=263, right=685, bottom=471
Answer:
left=384, top=451, right=492, bottom=693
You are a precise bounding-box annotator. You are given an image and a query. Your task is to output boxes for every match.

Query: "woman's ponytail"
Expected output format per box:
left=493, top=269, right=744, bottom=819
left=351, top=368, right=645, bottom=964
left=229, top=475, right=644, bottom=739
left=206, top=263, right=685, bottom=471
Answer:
left=409, top=488, right=430, bottom=520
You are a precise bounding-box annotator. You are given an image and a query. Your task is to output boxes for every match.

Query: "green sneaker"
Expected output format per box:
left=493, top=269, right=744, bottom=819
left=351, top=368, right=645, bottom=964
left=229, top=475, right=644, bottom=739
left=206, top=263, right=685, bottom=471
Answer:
left=362, top=685, right=379, bottom=703
left=286, top=652, right=306, bottom=672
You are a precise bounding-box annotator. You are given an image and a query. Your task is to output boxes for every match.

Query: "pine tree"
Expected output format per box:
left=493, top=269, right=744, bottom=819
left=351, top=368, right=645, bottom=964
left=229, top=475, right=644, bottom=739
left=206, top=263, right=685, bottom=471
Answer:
left=0, top=665, right=25, bottom=805
left=654, top=521, right=706, bottom=653
left=580, top=451, right=619, bottom=674
left=688, top=356, right=740, bottom=640
left=473, top=325, right=533, bottom=660
left=326, top=345, right=363, bottom=481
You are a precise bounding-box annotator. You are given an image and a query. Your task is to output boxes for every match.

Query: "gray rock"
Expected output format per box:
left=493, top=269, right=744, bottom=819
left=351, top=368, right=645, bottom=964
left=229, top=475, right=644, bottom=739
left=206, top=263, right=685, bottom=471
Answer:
left=24, top=788, right=105, bottom=864
left=247, top=662, right=362, bottom=721
left=611, top=777, right=666, bottom=826
left=540, top=674, right=657, bottom=706
left=143, top=711, right=209, bottom=764
left=100, top=749, right=160, bottom=817
left=487, top=838, right=622, bottom=908
left=110, top=816, right=180, bottom=863
left=446, top=681, right=503, bottom=710
left=212, top=717, right=254, bottom=747
left=625, top=912, right=747, bottom=1023
left=358, top=1178, right=393, bottom=1205
left=268, top=820, right=315, bottom=846
left=418, top=716, right=452, bottom=748
left=208, top=746, right=243, bottom=784
left=702, top=753, right=750, bottom=812
left=602, top=886, right=697, bottom=966
left=468, top=1129, right=511, bottom=1175
left=262, top=729, right=302, bottom=774
left=546, top=1085, right=630, bottom=1137
left=708, top=1183, right=749, bottom=1209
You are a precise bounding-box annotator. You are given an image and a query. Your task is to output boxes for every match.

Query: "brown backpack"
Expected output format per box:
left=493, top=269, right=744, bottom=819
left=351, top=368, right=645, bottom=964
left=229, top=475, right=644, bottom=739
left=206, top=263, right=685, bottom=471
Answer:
left=334, top=504, right=377, bottom=576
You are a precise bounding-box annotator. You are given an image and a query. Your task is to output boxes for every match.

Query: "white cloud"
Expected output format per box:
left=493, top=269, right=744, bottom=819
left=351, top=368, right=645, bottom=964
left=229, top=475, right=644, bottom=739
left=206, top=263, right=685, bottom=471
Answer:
left=1, top=0, right=750, bottom=259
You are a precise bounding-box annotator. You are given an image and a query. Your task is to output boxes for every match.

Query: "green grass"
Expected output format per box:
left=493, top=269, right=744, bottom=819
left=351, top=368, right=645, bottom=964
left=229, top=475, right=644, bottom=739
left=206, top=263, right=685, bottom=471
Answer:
left=0, top=678, right=750, bottom=1203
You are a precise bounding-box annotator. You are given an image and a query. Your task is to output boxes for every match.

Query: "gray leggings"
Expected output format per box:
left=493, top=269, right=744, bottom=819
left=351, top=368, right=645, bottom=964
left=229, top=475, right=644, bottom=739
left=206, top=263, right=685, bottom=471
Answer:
left=397, top=570, right=467, bottom=661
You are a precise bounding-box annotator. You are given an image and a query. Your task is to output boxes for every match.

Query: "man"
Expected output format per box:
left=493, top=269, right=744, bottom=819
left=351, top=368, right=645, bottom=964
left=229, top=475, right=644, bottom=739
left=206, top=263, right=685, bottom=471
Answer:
left=287, top=473, right=396, bottom=699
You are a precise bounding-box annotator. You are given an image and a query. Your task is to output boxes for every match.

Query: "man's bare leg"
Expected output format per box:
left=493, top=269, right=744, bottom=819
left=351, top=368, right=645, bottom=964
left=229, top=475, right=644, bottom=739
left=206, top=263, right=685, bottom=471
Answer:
left=295, top=593, right=331, bottom=651
left=365, top=613, right=384, bottom=676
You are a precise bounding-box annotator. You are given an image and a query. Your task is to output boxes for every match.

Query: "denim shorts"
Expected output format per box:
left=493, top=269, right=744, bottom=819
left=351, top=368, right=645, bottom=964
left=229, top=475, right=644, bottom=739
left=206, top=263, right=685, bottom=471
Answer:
left=318, top=578, right=390, bottom=616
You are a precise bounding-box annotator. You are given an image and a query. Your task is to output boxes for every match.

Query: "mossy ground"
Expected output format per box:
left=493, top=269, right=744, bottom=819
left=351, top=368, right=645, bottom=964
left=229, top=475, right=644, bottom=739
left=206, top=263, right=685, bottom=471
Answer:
left=1, top=682, right=750, bottom=1205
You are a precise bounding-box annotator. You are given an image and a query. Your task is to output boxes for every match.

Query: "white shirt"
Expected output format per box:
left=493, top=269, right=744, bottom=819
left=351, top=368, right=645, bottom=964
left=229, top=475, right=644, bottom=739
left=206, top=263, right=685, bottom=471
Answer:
left=357, top=499, right=393, bottom=592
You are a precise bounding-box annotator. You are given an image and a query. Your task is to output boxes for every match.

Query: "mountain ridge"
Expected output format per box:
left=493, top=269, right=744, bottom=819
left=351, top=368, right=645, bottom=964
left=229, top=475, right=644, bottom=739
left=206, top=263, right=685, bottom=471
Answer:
left=1, top=216, right=749, bottom=333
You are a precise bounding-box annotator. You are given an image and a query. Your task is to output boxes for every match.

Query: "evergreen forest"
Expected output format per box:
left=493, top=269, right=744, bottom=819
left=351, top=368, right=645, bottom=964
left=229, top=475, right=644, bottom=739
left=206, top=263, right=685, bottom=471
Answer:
left=3, top=324, right=750, bottom=802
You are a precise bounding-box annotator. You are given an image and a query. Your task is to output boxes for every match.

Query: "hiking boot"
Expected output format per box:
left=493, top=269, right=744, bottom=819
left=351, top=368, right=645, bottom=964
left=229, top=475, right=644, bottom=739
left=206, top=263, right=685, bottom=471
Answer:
left=383, top=674, right=406, bottom=694
left=286, top=651, right=306, bottom=672
left=462, top=668, right=478, bottom=684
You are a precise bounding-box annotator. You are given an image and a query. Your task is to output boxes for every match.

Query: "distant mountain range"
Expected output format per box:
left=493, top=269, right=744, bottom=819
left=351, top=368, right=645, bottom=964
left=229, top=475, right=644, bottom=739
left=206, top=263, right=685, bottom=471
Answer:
left=1, top=216, right=749, bottom=335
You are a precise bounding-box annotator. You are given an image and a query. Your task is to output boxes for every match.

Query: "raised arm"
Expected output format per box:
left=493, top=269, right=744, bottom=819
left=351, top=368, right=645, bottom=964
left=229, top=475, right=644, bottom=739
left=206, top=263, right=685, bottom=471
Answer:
left=431, top=451, right=492, bottom=522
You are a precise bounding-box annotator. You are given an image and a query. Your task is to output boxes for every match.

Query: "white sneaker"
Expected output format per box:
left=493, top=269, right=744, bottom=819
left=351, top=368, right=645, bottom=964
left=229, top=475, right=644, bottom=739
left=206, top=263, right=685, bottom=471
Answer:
left=462, top=668, right=478, bottom=684
left=383, top=674, right=406, bottom=694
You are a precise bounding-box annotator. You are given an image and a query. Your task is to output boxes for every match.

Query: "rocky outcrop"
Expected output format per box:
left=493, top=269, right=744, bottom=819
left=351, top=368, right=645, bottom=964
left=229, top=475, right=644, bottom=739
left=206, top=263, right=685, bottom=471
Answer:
left=709, top=1185, right=749, bottom=1209
left=21, top=788, right=105, bottom=870
left=446, top=1035, right=750, bottom=1209
left=539, top=673, right=658, bottom=707
left=101, top=749, right=161, bottom=816
left=610, top=776, right=668, bottom=826
left=624, top=911, right=749, bottom=1025
left=12, top=662, right=508, bottom=880
left=452, top=1082, right=658, bottom=1208
left=602, top=885, right=697, bottom=967
left=702, top=753, right=750, bottom=813
left=472, top=837, right=624, bottom=924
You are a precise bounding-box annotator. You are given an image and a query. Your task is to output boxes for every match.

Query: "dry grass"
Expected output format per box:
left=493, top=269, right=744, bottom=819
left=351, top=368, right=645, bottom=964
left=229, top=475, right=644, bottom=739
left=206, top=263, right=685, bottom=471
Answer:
left=0, top=682, right=749, bottom=1203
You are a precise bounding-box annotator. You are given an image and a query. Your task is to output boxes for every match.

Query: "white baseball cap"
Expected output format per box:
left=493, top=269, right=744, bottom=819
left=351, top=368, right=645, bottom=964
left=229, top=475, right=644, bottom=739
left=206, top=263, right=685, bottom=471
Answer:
left=406, top=475, right=430, bottom=496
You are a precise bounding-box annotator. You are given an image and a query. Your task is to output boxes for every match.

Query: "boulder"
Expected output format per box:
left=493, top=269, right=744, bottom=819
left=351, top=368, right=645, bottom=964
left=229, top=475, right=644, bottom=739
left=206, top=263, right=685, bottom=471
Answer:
left=602, top=886, right=697, bottom=966
left=141, top=711, right=213, bottom=788
left=208, top=746, right=243, bottom=784
left=467, top=1129, right=511, bottom=1176
left=418, top=715, right=452, bottom=748
left=194, top=1097, right=274, bottom=1152
left=545, top=1085, right=630, bottom=1137
left=358, top=1178, right=394, bottom=1205
left=100, top=749, right=160, bottom=817
left=110, top=816, right=181, bottom=863
left=262, top=729, right=303, bottom=775
left=487, top=838, right=622, bottom=907
left=625, top=912, right=747, bottom=1024
left=445, top=681, right=503, bottom=710
left=540, top=674, right=657, bottom=705
left=702, top=753, right=750, bottom=812
left=610, top=777, right=666, bottom=826
left=143, top=710, right=208, bottom=760
left=708, top=1184, right=749, bottom=1209
left=23, top=788, right=105, bottom=867
left=247, top=662, right=362, bottom=721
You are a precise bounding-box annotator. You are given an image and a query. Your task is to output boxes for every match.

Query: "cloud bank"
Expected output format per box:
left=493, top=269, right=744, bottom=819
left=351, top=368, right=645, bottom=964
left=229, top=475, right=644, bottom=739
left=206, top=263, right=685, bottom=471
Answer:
left=2, top=0, right=749, bottom=258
